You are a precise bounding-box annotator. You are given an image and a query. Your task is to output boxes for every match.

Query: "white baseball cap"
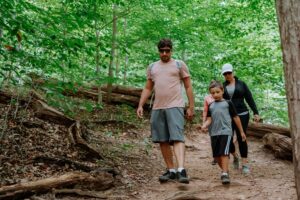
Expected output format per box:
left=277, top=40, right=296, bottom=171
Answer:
left=221, top=63, right=233, bottom=75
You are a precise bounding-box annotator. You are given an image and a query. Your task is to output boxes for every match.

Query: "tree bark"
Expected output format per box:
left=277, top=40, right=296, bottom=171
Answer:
left=275, top=0, right=300, bottom=197
left=94, top=5, right=102, bottom=105
left=107, top=4, right=118, bottom=103
left=94, top=85, right=142, bottom=97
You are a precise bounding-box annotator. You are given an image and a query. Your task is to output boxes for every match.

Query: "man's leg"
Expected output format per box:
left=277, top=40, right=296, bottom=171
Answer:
left=173, top=141, right=185, bottom=168
left=160, top=142, right=175, bottom=169
left=174, top=141, right=189, bottom=183
left=158, top=142, right=177, bottom=182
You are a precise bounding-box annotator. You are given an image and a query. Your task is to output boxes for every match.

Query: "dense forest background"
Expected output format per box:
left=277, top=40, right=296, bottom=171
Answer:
left=0, top=0, right=287, bottom=126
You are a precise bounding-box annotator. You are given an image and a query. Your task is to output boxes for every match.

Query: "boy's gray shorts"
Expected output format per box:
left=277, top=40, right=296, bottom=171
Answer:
left=150, top=107, right=185, bottom=143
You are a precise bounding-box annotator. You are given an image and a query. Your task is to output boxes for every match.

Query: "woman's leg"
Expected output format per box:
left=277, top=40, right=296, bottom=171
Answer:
left=233, top=113, right=250, bottom=165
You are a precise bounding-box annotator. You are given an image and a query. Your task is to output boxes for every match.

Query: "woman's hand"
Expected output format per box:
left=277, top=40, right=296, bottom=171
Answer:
left=240, top=131, right=247, bottom=141
left=253, top=114, right=261, bottom=122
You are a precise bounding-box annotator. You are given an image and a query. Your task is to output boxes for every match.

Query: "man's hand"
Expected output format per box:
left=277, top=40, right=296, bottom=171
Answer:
left=185, top=107, right=194, bottom=120
left=137, top=106, right=144, bottom=118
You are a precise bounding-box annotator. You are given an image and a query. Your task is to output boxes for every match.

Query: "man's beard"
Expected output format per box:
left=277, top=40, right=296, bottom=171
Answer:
left=161, top=56, right=170, bottom=62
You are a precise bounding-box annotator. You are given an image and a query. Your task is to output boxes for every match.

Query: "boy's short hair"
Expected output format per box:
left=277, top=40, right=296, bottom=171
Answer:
left=157, top=38, right=173, bottom=49
left=209, top=80, right=223, bottom=91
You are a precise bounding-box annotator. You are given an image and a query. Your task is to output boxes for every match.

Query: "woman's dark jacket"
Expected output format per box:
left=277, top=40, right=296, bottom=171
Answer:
left=223, top=76, right=259, bottom=115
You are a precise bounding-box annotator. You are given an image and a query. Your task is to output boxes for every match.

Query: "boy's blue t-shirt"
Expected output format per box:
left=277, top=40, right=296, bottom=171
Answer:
left=207, top=99, right=237, bottom=136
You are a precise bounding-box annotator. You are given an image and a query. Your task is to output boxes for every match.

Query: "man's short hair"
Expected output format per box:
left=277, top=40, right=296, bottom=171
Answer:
left=157, top=38, right=173, bottom=49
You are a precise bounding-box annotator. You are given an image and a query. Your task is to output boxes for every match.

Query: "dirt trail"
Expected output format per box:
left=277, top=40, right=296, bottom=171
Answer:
left=136, top=130, right=296, bottom=200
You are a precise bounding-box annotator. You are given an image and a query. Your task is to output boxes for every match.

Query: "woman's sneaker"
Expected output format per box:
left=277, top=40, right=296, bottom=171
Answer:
left=177, top=169, right=189, bottom=184
left=233, top=156, right=239, bottom=169
left=242, top=165, right=250, bottom=175
left=221, top=173, right=230, bottom=185
left=159, top=170, right=176, bottom=183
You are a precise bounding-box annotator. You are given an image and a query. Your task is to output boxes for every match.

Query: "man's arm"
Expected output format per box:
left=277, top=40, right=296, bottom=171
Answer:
left=182, top=77, right=194, bottom=120
left=137, top=79, right=154, bottom=118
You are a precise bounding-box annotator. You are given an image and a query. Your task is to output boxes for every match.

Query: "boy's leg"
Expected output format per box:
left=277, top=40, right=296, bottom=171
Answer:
left=219, top=155, right=229, bottom=172
left=219, top=156, right=230, bottom=184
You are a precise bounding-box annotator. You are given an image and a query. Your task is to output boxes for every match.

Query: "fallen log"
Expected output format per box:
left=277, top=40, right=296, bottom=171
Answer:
left=29, top=76, right=143, bottom=98
left=0, top=90, right=28, bottom=105
left=262, top=133, right=292, bottom=160
left=247, top=122, right=290, bottom=138
left=32, top=100, right=75, bottom=126
left=92, top=85, right=143, bottom=97
left=0, top=171, right=114, bottom=200
left=64, top=88, right=150, bottom=108
left=28, top=76, right=148, bottom=107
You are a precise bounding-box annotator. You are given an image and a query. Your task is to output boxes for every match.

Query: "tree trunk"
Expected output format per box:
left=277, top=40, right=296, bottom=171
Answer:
left=275, top=0, right=300, bottom=197
left=94, top=2, right=102, bottom=105
left=123, top=18, right=128, bottom=84
left=107, top=4, right=117, bottom=103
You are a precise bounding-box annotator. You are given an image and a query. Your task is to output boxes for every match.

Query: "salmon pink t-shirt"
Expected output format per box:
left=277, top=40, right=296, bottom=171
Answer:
left=147, top=59, right=190, bottom=110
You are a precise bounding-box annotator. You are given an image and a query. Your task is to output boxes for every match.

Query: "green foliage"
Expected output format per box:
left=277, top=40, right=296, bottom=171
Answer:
left=0, top=0, right=288, bottom=126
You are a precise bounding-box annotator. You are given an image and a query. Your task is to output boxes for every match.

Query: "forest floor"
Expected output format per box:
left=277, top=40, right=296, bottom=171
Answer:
left=0, top=101, right=297, bottom=200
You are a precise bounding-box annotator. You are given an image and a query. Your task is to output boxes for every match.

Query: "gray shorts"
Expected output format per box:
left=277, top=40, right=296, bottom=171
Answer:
left=150, top=107, right=185, bottom=143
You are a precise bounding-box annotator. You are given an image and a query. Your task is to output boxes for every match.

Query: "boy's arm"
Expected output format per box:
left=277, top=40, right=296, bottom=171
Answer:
left=233, top=116, right=246, bottom=141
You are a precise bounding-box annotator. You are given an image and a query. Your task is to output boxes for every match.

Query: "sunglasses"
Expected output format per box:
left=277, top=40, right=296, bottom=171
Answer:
left=223, top=72, right=232, bottom=76
left=159, top=49, right=171, bottom=53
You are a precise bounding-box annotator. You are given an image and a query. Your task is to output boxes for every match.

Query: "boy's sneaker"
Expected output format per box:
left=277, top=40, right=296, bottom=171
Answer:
left=221, top=173, right=230, bottom=185
left=177, top=169, right=189, bottom=184
left=233, top=156, right=239, bottom=169
left=159, top=170, right=176, bottom=183
left=242, top=165, right=250, bottom=175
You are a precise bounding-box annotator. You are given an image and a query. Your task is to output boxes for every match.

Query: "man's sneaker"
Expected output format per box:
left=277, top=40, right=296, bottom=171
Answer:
left=242, top=165, right=250, bottom=175
left=221, top=173, right=230, bottom=185
left=159, top=170, right=176, bottom=183
left=177, top=169, right=189, bottom=184
left=233, top=156, right=239, bottom=169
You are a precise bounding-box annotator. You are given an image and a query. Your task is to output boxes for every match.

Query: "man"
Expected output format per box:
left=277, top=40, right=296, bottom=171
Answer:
left=136, top=38, right=194, bottom=184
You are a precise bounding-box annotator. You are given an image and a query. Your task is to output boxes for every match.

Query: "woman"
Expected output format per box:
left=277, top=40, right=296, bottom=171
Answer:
left=221, top=63, right=260, bottom=174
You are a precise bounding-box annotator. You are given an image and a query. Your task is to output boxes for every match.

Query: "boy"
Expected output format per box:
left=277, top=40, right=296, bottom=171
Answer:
left=202, top=81, right=246, bottom=184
